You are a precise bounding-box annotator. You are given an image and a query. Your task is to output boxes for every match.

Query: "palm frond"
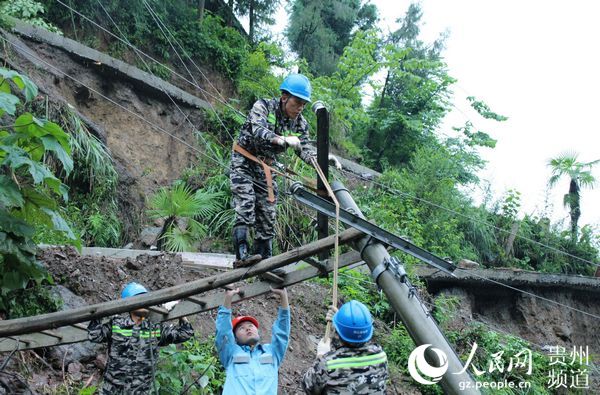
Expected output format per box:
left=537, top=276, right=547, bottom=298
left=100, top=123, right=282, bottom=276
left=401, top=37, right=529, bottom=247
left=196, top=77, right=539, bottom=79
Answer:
left=193, top=189, right=227, bottom=219
left=160, top=226, right=194, bottom=253
left=148, top=184, right=202, bottom=219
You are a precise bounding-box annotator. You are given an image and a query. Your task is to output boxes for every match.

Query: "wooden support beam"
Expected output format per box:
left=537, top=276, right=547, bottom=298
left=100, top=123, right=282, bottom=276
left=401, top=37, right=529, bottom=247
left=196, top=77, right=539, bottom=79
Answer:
left=185, top=296, right=206, bottom=306
left=39, top=330, right=63, bottom=340
left=0, top=250, right=364, bottom=351
left=0, top=228, right=363, bottom=338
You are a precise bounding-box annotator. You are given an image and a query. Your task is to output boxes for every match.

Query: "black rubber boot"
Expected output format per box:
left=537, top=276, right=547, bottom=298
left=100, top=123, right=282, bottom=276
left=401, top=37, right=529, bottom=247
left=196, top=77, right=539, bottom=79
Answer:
left=232, top=226, right=262, bottom=268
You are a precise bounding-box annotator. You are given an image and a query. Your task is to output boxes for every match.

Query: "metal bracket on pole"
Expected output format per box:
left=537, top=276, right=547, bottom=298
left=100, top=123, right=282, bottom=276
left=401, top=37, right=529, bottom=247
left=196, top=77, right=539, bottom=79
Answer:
left=290, top=182, right=457, bottom=275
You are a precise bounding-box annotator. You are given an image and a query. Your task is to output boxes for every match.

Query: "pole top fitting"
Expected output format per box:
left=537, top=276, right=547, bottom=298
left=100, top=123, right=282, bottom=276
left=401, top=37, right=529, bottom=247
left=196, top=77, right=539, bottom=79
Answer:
left=312, top=100, right=327, bottom=113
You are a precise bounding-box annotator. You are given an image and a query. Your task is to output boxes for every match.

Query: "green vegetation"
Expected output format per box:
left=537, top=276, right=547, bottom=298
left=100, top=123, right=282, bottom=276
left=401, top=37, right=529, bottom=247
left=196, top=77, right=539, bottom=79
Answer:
left=147, top=182, right=228, bottom=252
left=155, top=336, right=225, bottom=394
left=548, top=153, right=599, bottom=242
left=40, top=0, right=250, bottom=81
left=0, top=67, right=76, bottom=309
left=0, top=0, right=61, bottom=33
left=287, top=0, right=377, bottom=75
left=2, top=2, right=598, bottom=394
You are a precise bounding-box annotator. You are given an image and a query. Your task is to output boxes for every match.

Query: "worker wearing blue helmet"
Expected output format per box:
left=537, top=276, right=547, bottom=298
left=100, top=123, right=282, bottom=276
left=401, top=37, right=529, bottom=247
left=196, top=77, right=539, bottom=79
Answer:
left=302, top=300, right=389, bottom=394
left=88, top=282, right=194, bottom=394
left=230, top=73, right=341, bottom=268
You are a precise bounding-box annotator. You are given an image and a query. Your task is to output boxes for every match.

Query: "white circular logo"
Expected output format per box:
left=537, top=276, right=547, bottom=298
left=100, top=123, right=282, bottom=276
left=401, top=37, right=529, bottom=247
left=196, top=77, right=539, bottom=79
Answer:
left=408, top=344, right=449, bottom=385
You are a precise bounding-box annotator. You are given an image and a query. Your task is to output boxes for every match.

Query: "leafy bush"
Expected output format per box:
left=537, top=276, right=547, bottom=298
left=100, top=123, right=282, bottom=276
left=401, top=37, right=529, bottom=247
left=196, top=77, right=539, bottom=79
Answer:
left=0, top=0, right=62, bottom=34
left=41, top=1, right=249, bottom=81
left=0, top=68, right=77, bottom=308
left=155, top=336, right=225, bottom=394
left=2, top=285, right=62, bottom=319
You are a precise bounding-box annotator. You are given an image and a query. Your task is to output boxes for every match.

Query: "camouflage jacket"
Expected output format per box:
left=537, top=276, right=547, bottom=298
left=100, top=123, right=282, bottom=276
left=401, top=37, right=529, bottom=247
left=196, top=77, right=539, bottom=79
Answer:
left=302, top=341, right=389, bottom=394
left=236, top=98, right=316, bottom=163
left=88, top=314, right=194, bottom=394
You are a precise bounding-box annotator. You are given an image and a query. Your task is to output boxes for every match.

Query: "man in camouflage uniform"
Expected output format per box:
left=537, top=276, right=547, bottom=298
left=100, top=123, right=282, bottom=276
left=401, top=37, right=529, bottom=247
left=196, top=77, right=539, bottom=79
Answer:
left=88, top=282, right=194, bottom=394
left=230, top=73, right=320, bottom=267
left=302, top=301, right=389, bottom=394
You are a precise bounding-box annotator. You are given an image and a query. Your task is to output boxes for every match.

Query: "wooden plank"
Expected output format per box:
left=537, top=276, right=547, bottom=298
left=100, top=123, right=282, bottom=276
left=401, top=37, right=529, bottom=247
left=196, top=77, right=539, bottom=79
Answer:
left=0, top=250, right=364, bottom=351
left=0, top=228, right=364, bottom=338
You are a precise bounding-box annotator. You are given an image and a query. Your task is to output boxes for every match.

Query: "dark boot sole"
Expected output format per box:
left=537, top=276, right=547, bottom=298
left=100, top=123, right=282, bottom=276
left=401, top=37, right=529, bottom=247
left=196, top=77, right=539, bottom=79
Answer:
left=233, top=254, right=262, bottom=268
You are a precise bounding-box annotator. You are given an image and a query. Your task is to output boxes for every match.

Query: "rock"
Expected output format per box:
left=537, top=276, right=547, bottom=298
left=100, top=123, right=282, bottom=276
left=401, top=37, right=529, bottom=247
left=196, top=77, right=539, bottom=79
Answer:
left=116, top=267, right=127, bottom=280
left=458, top=259, right=480, bottom=269
left=125, top=257, right=142, bottom=270
left=46, top=286, right=102, bottom=366
left=177, top=217, right=189, bottom=232
left=123, top=242, right=134, bottom=249
left=68, top=361, right=83, bottom=381
left=140, top=226, right=162, bottom=247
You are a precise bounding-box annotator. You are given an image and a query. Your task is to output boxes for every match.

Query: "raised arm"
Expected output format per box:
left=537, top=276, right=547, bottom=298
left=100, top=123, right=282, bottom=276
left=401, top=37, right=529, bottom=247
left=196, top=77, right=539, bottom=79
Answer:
left=158, top=318, right=194, bottom=346
left=215, top=288, right=240, bottom=366
left=87, top=318, right=112, bottom=343
left=269, top=287, right=290, bottom=365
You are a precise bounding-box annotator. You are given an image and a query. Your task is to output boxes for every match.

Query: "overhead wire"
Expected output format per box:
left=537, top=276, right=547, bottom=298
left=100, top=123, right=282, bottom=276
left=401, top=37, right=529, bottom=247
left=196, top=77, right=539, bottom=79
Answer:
left=139, top=0, right=235, bottom=144
left=66, top=0, right=322, bottom=198
left=339, top=168, right=600, bottom=268
left=336, top=267, right=600, bottom=359
left=0, top=35, right=270, bottom=195
left=19, top=0, right=600, bottom=335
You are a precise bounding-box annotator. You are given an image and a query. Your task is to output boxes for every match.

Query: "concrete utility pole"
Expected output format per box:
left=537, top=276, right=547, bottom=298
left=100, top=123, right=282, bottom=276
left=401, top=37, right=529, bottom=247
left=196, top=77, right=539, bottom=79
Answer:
left=332, top=181, right=481, bottom=395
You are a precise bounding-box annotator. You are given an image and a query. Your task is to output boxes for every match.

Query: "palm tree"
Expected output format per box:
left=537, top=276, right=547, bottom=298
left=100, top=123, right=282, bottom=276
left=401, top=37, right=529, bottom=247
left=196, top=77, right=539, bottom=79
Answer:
left=147, top=183, right=226, bottom=252
left=548, top=153, right=599, bottom=241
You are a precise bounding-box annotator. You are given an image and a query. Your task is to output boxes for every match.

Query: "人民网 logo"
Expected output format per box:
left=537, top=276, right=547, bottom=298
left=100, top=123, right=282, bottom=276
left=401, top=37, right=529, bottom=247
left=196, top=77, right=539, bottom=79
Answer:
left=408, top=344, right=449, bottom=385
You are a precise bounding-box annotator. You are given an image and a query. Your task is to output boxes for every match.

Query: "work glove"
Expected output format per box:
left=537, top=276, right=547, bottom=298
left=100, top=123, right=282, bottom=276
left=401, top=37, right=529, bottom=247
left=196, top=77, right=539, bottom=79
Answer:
left=275, top=135, right=301, bottom=149
left=317, top=337, right=331, bottom=357
left=328, top=154, right=342, bottom=170
left=326, top=306, right=338, bottom=322
left=163, top=300, right=180, bottom=311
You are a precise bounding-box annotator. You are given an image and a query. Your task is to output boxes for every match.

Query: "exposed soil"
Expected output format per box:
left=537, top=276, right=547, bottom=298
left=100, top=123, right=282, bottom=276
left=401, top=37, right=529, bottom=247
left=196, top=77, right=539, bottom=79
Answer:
left=1, top=31, right=231, bottom=242
left=1, top=247, right=408, bottom=394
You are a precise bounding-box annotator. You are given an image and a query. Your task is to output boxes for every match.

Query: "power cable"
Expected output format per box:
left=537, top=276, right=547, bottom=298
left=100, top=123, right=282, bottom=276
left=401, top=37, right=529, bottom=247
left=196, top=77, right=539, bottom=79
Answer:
left=140, top=0, right=236, bottom=144
left=339, top=168, right=600, bottom=268
left=455, top=267, right=600, bottom=320
left=0, top=35, right=270, bottom=195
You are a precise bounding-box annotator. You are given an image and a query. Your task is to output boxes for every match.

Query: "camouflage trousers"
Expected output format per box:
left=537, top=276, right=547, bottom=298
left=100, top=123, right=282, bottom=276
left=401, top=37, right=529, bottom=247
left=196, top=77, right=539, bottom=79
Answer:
left=230, top=151, right=278, bottom=240
left=98, top=380, right=153, bottom=395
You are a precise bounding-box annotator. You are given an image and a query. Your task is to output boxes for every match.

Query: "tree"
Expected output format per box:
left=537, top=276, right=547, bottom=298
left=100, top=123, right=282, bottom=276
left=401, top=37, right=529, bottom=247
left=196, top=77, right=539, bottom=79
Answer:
left=355, top=3, right=453, bottom=171
left=286, top=0, right=377, bottom=75
left=148, top=183, right=227, bottom=252
left=548, top=153, right=599, bottom=241
left=235, top=0, right=280, bottom=43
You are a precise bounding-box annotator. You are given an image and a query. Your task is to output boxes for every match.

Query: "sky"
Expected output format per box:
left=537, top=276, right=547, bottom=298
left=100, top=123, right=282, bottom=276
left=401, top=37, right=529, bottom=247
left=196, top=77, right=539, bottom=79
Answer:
left=261, top=0, right=600, bottom=231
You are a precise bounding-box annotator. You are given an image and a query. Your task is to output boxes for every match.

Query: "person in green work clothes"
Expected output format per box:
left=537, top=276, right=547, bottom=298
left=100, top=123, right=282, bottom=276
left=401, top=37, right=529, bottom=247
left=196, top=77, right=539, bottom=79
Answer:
left=302, top=300, right=389, bottom=394
left=229, top=73, right=341, bottom=268
left=88, top=282, right=194, bottom=394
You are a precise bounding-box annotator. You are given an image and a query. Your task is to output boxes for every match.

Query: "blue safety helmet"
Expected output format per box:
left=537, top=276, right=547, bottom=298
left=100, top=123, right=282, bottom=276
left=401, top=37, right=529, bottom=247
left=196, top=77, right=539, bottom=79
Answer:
left=333, top=300, right=373, bottom=343
left=279, top=74, right=312, bottom=102
left=121, top=282, right=148, bottom=299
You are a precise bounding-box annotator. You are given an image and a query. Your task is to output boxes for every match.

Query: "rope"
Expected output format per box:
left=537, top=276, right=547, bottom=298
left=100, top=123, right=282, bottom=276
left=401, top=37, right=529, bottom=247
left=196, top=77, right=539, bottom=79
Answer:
left=311, top=157, right=340, bottom=341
